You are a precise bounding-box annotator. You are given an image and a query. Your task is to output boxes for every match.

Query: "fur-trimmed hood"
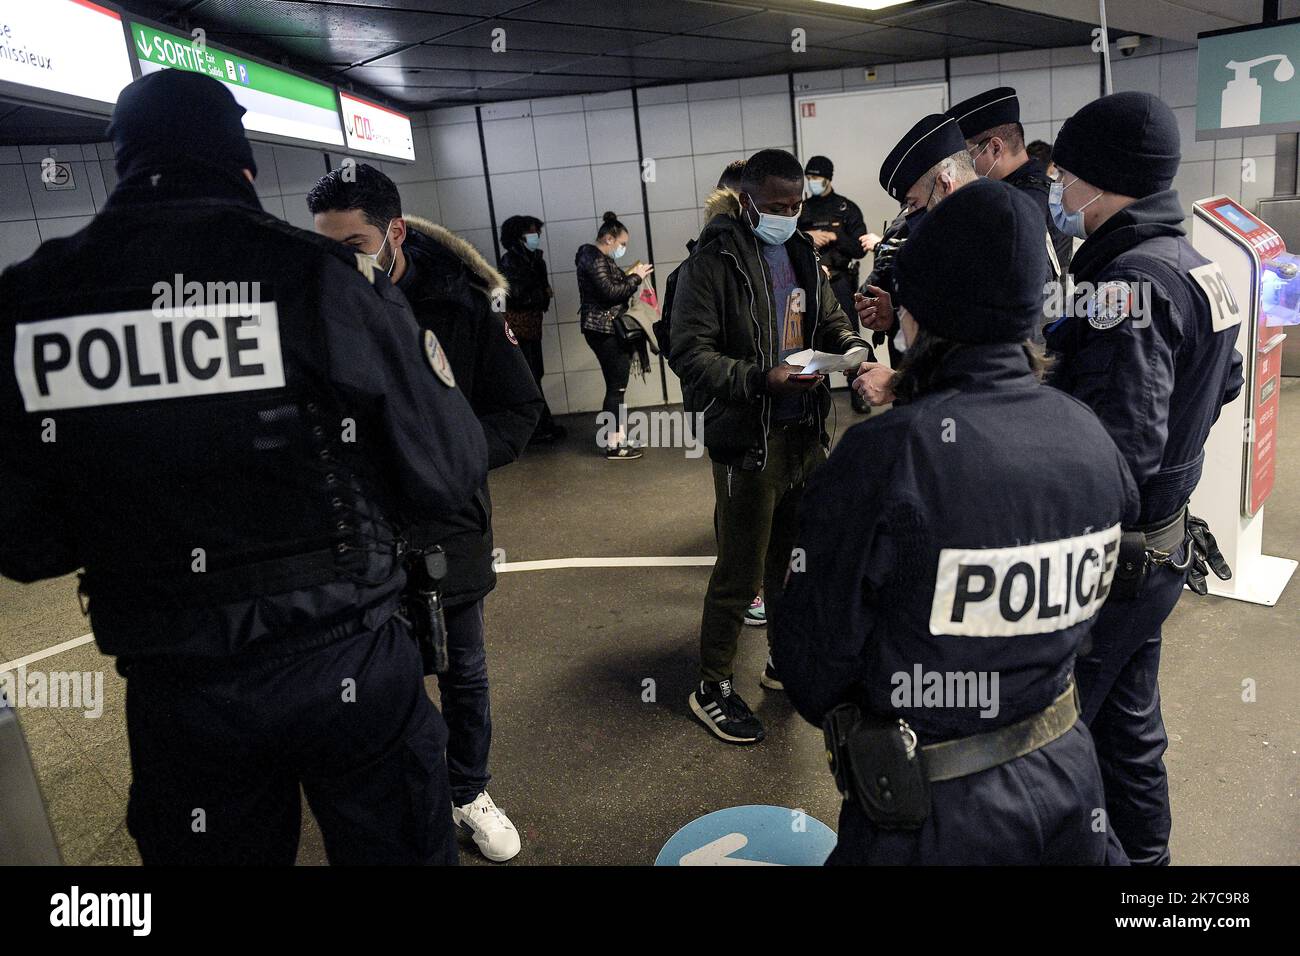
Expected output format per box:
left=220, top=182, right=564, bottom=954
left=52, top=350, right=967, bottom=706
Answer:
left=403, top=214, right=508, bottom=296
left=704, top=187, right=741, bottom=221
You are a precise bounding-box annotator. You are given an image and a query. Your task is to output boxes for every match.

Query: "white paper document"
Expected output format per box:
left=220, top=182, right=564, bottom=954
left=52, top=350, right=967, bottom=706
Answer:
left=784, top=346, right=872, bottom=375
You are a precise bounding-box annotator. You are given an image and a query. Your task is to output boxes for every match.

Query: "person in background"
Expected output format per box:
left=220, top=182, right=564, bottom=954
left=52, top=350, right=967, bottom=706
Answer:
left=1027, top=139, right=1057, bottom=180
left=669, top=148, right=872, bottom=745
left=499, top=214, right=565, bottom=444
left=576, top=211, right=653, bottom=461
left=771, top=178, right=1138, bottom=865
left=799, top=155, right=875, bottom=413
left=798, top=155, right=868, bottom=318
left=308, top=163, right=542, bottom=863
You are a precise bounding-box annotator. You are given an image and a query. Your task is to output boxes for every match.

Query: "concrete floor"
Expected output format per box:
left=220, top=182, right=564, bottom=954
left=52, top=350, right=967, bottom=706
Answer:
left=2, top=382, right=1297, bottom=866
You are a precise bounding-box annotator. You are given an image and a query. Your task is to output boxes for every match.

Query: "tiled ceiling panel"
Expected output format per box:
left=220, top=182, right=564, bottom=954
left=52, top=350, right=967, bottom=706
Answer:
left=91, top=1, right=1112, bottom=109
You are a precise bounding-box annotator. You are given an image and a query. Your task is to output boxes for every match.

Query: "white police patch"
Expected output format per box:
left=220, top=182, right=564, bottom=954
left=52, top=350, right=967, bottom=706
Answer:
left=929, top=525, right=1122, bottom=637
left=1087, top=280, right=1133, bottom=330
left=14, top=303, right=285, bottom=412
left=423, top=328, right=455, bottom=387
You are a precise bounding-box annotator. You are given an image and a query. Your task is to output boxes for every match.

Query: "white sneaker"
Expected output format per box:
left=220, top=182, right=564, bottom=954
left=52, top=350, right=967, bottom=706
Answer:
left=452, top=791, right=521, bottom=862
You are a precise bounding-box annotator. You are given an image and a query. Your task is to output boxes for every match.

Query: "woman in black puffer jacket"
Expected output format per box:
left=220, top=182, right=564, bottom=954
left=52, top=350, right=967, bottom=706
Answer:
left=575, top=211, right=653, bottom=460
left=499, top=214, right=564, bottom=442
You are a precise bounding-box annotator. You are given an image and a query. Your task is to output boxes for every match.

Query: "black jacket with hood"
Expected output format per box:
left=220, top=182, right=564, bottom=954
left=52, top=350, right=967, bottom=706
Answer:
left=668, top=188, right=871, bottom=467
left=397, top=215, right=543, bottom=608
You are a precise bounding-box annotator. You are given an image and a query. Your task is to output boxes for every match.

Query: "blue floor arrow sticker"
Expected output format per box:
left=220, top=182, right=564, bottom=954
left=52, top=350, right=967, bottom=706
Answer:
left=655, top=805, right=837, bottom=866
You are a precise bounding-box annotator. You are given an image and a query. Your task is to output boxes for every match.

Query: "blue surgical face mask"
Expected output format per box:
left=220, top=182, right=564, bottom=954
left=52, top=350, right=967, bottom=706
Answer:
left=1050, top=177, right=1101, bottom=240
left=613, top=243, right=627, bottom=259
left=743, top=194, right=798, bottom=245
left=524, top=232, right=541, bottom=251
left=807, top=177, right=826, bottom=197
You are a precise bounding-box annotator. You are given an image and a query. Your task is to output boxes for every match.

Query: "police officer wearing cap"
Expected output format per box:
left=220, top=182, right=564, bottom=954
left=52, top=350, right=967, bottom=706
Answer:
left=1046, top=91, right=1244, bottom=865
left=0, top=71, right=488, bottom=865
left=947, top=86, right=1073, bottom=276
left=771, top=178, right=1139, bottom=865
left=856, top=114, right=975, bottom=349
left=798, top=156, right=869, bottom=316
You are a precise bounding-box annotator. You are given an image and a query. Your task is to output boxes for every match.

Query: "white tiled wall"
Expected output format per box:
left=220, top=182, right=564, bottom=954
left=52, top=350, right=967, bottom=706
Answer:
left=457, top=79, right=796, bottom=415
left=4, top=37, right=1289, bottom=419
left=0, top=138, right=340, bottom=267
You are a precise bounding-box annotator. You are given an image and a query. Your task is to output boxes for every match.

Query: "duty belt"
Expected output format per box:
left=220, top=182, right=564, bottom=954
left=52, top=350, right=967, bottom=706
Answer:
left=1129, top=505, right=1189, bottom=563
left=920, top=680, right=1079, bottom=782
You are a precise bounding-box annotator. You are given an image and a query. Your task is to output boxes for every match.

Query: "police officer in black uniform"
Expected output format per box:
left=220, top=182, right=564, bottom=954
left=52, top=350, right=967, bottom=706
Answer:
left=857, top=114, right=973, bottom=359
left=797, top=156, right=868, bottom=316
left=947, top=86, right=1073, bottom=276
left=771, top=179, right=1139, bottom=865
left=1046, top=91, right=1244, bottom=865
left=0, top=71, right=488, bottom=865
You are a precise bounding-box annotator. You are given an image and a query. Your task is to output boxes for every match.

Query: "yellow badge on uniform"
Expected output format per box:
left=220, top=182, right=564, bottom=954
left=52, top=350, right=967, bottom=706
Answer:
left=1088, top=280, right=1133, bottom=330
left=423, top=329, right=455, bottom=387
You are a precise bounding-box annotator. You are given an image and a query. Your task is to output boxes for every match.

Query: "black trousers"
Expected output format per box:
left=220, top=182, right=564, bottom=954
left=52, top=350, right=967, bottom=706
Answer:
left=1076, top=547, right=1188, bottom=866
left=583, top=329, right=631, bottom=426
left=518, top=337, right=555, bottom=433
left=122, top=615, right=457, bottom=865
left=828, top=724, right=1108, bottom=865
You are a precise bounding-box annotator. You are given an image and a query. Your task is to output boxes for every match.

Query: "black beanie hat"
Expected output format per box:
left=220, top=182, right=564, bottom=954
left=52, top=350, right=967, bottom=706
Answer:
left=1052, top=91, right=1179, bottom=198
left=804, top=155, right=833, bottom=179
left=895, top=178, right=1044, bottom=345
left=109, top=70, right=257, bottom=181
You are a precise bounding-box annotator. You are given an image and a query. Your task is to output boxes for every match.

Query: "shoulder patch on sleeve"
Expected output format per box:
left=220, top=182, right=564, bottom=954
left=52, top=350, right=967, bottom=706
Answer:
left=1087, top=279, right=1133, bottom=330
left=423, top=329, right=456, bottom=387
left=502, top=319, right=519, bottom=345
left=354, top=252, right=377, bottom=285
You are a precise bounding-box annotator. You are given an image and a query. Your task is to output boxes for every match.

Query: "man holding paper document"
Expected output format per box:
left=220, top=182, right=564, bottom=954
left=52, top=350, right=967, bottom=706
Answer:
left=668, top=149, right=873, bottom=745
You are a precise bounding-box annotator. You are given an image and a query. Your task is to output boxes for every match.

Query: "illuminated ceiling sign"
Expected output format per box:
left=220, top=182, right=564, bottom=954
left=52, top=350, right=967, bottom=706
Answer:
left=130, top=21, right=344, bottom=149
left=339, top=90, right=415, bottom=162
left=0, top=0, right=135, bottom=114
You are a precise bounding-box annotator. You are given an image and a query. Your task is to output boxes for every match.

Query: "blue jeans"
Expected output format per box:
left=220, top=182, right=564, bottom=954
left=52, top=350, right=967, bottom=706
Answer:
left=435, top=599, right=492, bottom=806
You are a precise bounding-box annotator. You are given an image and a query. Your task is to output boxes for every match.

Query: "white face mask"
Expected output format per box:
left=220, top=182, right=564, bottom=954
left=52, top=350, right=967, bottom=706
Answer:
left=366, top=219, right=396, bottom=276
left=971, top=140, right=1000, bottom=180
left=613, top=243, right=627, bottom=259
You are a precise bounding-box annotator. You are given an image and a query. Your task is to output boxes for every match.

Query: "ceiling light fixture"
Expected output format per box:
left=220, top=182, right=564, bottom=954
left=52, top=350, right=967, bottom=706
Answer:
left=810, top=0, right=915, bottom=10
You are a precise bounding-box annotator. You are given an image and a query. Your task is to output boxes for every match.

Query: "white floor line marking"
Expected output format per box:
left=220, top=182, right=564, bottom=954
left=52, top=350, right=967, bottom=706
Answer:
left=2, top=556, right=720, bottom=670
left=0, top=632, right=96, bottom=673
left=496, top=555, right=716, bottom=572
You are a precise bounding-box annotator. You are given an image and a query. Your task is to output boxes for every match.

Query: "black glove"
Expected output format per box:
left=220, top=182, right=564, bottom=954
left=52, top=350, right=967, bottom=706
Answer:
left=1186, top=514, right=1232, bottom=596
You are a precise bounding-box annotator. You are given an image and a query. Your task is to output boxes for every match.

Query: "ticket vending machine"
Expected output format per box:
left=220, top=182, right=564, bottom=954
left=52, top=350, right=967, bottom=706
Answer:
left=1189, top=196, right=1297, bottom=605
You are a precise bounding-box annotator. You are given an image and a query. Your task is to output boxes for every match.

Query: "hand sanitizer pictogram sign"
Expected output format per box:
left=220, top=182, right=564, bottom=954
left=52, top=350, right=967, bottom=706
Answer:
left=1221, top=55, right=1295, bottom=128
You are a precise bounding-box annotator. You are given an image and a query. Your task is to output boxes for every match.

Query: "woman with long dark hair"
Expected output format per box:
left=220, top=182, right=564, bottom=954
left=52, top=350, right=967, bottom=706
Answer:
left=575, top=211, right=653, bottom=460
left=499, top=214, right=564, bottom=443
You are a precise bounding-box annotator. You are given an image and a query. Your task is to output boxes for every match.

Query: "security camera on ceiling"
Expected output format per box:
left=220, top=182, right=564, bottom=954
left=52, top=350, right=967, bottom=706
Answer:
left=1117, top=35, right=1141, bottom=57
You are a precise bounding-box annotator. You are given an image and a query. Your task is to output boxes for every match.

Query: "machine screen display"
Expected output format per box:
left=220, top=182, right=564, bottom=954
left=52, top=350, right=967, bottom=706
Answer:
left=1214, top=202, right=1262, bottom=234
